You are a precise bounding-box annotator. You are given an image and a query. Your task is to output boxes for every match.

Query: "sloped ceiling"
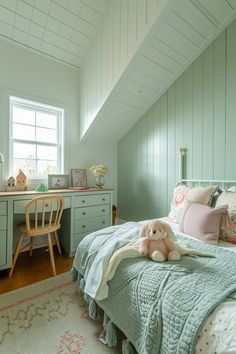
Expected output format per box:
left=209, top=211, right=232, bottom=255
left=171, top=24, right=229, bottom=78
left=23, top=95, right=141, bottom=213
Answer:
left=0, top=0, right=109, bottom=68
left=81, top=0, right=236, bottom=143
left=0, top=0, right=236, bottom=144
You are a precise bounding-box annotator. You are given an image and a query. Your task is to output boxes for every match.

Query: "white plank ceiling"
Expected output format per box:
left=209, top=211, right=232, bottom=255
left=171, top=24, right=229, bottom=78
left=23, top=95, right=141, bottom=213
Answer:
left=0, top=0, right=109, bottom=68
left=81, top=0, right=236, bottom=143
left=1, top=0, right=236, bottom=144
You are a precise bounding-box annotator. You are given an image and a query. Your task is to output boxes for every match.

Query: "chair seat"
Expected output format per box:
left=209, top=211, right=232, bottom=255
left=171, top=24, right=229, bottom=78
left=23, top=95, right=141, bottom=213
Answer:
left=17, top=221, right=61, bottom=236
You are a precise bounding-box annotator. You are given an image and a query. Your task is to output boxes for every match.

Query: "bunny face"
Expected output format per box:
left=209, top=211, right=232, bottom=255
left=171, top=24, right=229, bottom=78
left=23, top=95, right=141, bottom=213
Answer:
left=147, top=221, right=167, bottom=240
left=140, top=220, right=174, bottom=240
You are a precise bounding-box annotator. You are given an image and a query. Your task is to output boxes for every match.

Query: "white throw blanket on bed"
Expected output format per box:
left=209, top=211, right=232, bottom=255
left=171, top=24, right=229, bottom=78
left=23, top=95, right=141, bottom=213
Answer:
left=84, top=222, right=142, bottom=300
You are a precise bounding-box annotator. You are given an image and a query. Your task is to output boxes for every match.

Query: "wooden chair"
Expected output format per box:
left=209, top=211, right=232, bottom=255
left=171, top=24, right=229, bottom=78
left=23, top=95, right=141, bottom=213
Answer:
left=9, top=195, right=64, bottom=277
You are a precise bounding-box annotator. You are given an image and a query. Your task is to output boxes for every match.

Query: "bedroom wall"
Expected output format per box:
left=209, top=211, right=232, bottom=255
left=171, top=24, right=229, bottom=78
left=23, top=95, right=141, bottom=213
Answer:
left=117, top=18, right=236, bottom=221
left=79, top=0, right=169, bottom=138
left=0, top=38, right=117, bottom=202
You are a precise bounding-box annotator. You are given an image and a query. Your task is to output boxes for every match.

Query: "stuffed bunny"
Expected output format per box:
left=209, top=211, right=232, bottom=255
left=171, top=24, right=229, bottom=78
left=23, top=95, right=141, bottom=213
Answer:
left=138, top=219, right=181, bottom=262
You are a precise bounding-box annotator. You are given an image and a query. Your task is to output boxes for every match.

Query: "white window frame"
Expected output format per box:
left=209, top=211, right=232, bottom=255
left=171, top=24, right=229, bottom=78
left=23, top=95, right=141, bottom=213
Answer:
left=9, top=96, right=64, bottom=179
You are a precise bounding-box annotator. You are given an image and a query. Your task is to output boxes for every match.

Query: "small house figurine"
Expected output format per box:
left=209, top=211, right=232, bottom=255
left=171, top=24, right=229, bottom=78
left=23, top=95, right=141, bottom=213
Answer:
left=16, top=169, right=27, bottom=188
left=7, top=176, right=15, bottom=187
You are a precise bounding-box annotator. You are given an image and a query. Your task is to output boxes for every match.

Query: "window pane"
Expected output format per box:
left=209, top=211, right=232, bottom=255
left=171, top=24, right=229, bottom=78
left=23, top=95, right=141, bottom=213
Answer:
left=36, top=127, right=57, bottom=143
left=13, top=158, right=36, bottom=177
left=37, top=160, right=57, bottom=176
left=37, top=145, right=57, bottom=160
left=13, top=123, right=35, bottom=141
left=13, top=142, right=36, bottom=159
left=36, top=112, right=57, bottom=129
left=13, top=107, right=35, bottom=125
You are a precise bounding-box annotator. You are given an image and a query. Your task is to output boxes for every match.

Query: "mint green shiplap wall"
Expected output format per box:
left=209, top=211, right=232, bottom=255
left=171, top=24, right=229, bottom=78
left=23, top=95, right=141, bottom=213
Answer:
left=118, top=19, right=236, bottom=221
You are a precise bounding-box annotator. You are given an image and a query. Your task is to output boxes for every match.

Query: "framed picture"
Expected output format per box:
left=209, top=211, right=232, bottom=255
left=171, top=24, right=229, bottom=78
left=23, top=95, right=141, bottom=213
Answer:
left=71, top=169, right=87, bottom=187
left=48, top=174, right=69, bottom=189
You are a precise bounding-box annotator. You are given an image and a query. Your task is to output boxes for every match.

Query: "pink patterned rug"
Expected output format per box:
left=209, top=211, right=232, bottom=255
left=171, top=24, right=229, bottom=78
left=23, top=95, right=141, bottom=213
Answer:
left=0, top=272, right=119, bottom=354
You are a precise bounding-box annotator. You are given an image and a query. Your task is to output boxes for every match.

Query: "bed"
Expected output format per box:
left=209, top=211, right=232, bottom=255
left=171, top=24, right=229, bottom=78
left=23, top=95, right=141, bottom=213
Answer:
left=72, top=153, right=236, bottom=354
left=72, top=216, right=236, bottom=354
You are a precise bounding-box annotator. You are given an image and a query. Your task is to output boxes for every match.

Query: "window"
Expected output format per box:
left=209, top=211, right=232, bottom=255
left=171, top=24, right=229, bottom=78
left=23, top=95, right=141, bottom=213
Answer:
left=10, top=96, right=64, bottom=179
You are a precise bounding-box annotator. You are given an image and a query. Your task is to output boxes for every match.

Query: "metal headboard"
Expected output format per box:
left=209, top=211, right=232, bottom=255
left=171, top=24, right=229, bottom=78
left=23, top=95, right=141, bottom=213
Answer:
left=178, top=147, right=236, bottom=188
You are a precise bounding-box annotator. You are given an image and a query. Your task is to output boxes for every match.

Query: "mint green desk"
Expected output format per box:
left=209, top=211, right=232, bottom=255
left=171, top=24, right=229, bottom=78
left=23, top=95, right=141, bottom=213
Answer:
left=0, top=188, right=113, bottom=271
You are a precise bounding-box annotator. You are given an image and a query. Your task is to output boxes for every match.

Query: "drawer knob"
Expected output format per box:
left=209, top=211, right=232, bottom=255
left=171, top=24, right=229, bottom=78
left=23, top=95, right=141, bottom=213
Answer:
left=102, top=221, right=105, bottom=224
left=102, top=198, right=105, bottom=201
left=102, top=209, right=105, bottom=212
left=45, top=203, right=49, bottom=207
left=82, top=225, right=86, bottom=228
left=82, top=200, right=86, bottom=203
left=82, top=212, right=86, bottom=215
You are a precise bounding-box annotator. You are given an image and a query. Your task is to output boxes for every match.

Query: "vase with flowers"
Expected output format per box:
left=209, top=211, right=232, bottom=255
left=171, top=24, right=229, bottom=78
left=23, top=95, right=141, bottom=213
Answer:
left=89, top=164, right=108, bottom=189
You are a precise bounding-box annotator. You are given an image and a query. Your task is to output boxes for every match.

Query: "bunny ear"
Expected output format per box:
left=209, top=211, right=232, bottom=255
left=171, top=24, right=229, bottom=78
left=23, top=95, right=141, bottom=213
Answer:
left=163, top=222, right=174, bottom=239
left=139, top=224, right=149, bottom=237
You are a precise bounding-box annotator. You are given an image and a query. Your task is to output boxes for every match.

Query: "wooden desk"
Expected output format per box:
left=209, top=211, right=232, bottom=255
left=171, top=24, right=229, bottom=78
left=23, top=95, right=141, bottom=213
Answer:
left=0, top=188, right=113, bottom=271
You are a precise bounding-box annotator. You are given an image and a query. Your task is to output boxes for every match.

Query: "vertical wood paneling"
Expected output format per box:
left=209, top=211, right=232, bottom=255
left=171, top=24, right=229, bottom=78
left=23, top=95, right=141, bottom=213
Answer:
left=120, top=0, right=128, bottom=69
left=167, top=85, right=176, bottom=205
left=213, top=31, right=226, bottom=180
left=192, top=56, right=203, bottom=179
left=137, top=0, right=147, bottom=40
left=80, top=0, right=160, bottom=138
left=118, top=22, right=236, bottom=221
left=183, top=66, right=193, bottom=179
left=175, top=75, right=184, bottom=180
left=226, top=21, right=236, bottom=179
left=160, top=92, right=168, bottom=217
left=202, top=44, right=214, bottom=179
left=128, top=0, right=137, bottom=55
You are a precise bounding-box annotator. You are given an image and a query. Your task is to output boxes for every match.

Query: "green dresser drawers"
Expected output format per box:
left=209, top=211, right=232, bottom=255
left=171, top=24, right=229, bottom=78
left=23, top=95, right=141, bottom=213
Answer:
left=0, top=201, right=7, bottom=268
left=72, top=192, right=111, bottom=254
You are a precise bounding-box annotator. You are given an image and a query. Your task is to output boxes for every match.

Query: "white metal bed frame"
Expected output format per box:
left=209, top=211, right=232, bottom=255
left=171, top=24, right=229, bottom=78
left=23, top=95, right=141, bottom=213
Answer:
left=178, top=147, right=236, bottom=187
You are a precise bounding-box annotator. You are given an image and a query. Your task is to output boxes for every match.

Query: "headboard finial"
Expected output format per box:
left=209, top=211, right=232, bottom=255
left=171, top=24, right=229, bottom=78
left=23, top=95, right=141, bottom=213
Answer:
left=178, top=147, right=185, bottom=181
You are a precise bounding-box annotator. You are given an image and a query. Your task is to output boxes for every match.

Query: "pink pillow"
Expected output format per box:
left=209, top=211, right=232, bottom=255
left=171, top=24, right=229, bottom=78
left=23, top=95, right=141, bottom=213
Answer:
left=179, top=201, right=228, bottom=245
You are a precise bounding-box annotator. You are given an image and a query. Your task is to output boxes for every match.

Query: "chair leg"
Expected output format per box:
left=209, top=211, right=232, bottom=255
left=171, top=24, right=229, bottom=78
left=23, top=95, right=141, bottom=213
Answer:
left=47, top=233, right=56, bottom=276
left=54, top=231, right=62, bottom=255
left=9, top=233, right=24, bottom=277
left=29, top=237, right=33, bottom=256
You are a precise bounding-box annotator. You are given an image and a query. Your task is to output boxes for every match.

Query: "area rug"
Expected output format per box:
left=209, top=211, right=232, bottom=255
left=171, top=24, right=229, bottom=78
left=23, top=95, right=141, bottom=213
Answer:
left=0, top=272, right=119, bottom=354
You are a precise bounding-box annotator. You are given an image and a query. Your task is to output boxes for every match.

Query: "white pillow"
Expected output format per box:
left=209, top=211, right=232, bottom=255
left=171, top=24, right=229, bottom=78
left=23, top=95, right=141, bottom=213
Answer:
left=168, top=184, right=218, bottom=222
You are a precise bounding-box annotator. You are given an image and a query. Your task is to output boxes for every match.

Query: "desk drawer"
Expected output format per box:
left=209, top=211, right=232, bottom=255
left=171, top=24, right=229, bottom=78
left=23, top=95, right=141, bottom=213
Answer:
left=74, top=215, right=109, bottom=234
left=74, top=194, right=110, bottom=207
left=0, top=230, right=7, bottom=266
left=0, top=216, right=7, bottom=230
left=74, top=204, right=109, bottom=220
left=14, top=196, right=71, bottom=213
left=0, top=202, right=7, bottom=216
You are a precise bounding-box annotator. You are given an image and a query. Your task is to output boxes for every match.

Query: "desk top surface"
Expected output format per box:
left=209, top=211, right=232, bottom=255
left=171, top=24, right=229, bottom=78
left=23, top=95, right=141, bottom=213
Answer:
left=0, top=187, right=113, bottom=197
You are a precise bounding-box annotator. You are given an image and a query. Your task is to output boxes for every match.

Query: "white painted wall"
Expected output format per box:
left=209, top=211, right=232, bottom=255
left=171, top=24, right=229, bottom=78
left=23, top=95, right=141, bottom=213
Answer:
left=0, top=38, right=117, bottom=202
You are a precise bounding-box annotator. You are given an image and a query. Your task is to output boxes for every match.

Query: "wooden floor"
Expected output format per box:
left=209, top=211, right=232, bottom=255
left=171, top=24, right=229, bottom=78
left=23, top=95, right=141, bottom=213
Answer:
left=0, top=247, right=74, bottom=294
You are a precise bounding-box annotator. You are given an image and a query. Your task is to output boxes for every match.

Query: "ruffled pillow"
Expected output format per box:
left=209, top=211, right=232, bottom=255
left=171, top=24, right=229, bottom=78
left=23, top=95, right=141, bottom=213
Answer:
left=168, top=184, right=218, bottom=222
left=215, top=191, right=236, bottom=243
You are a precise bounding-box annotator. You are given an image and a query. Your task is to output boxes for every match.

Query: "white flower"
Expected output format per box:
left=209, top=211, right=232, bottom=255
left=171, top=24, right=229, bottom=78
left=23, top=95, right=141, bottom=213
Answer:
left=89, top=164, right=108, bottom=177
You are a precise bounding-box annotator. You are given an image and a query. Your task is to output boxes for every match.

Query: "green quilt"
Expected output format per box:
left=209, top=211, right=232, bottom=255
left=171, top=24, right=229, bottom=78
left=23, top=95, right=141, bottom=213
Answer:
left=72, top=222, right=236, bottom=354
